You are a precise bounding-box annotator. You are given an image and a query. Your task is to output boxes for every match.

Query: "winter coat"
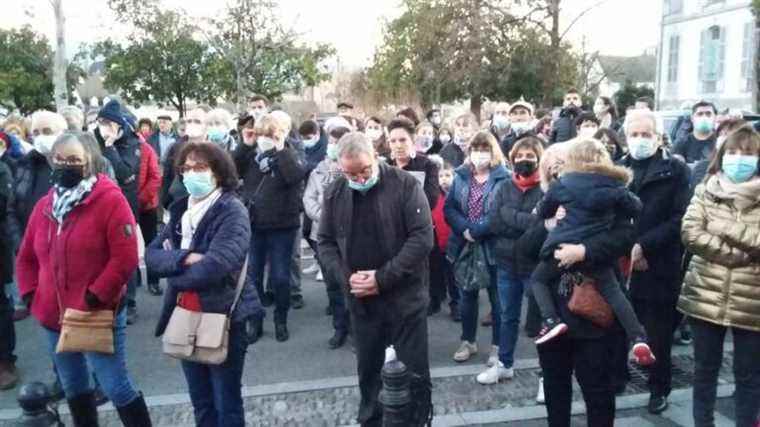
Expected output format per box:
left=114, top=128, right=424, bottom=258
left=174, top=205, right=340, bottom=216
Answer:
left=431, top=192, right=451, bottom=252
left=497, top=131, right=518, bottom=159
left=518, top=211, right=634, bottom=339
left=673, top=133, right=716, bottom=166
left=304, top=129, right=328, bottom=177
left=234, top=141, right=306, bottom=230
left=146, top=191, right=262, bottom=336
left=317, top=163, right=433, bottom=317
left=16, top=176, right=138, bottom=331
left=147, top=131, right=178, bottom=163
left=10, top=150, right=52, bottom=239
left=488, top=177, right=544, bottom=277
left=537, top=165, right=642, bottom=261
left=444, top=164, right=508, bottom=267
left=95, top=127, right=141, bottom=217
left=160, top=138, right=188, bottom=209
left=618, top=149, right=691, bottom=302
left=137, top=142, right=161, bottom=213
left=550, top=106, right=581, bottom=144
left=0, top=162, right=12, bottom=284
left=303, top=158, right=341, bottom=241
left=678, top=176, right=760, bottom=333
left=440, top=143, right=466, bottom=168
left=389, top=153, right=441, bottom=210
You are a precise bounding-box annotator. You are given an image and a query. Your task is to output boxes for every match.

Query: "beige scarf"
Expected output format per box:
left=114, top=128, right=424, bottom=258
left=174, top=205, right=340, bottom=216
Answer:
left=706, top=174, right=760, bottom=211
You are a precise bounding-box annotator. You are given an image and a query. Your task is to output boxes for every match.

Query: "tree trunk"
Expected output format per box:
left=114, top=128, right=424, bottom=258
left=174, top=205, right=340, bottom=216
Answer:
left=755, top=14, right=759, bottom=112
left=542, top=0, right=561, bottom=107
left=52, top=0, right=68, bottom=111
left=470, top=95, right=482, bottom=122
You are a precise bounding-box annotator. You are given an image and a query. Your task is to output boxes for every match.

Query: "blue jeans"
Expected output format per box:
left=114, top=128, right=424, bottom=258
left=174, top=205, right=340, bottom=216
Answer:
left=460, top=266, right=500, bottom=345
left=44, top=309, right=139, bottom=407
left=496, top=268, right=530, bottom=369
left=181, top=321, right=247, bottom=427
left=250, top=227, right=297, bottom=324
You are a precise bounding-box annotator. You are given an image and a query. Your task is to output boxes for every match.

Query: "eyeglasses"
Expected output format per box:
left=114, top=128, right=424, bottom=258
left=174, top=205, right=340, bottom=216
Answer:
left=179, top=162, right=210, bottom=174
left=52, top=155, right=86, bottom=166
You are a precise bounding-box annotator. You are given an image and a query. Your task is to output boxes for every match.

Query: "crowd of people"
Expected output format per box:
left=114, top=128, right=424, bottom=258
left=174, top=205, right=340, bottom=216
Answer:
left=0, top=89, right=758, bottom=427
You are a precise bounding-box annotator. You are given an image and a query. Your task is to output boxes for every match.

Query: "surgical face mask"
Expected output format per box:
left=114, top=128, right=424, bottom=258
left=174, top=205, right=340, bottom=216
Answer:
left=206, top=126, right=227, bottom=143
left=348, top=165, right=379, bottom=193
left=722, top=154, right=758, bottom=183
left=366, top=129, right=382, bottom=141
left=249, top=109, right=266, bottom=120
left=185, top=123, right=205, bottom=139
left=511, top=121, right=532, bottom=135
left=579, top=126, right=598, bottom=139
left=52, top=164, right=86, bottom=189
left=627, top=136, right=657, bottom=160
left=416, top=135, right=434, bottom=152
left=257, top=136, right=275, bottom=152
left=694, top=117, right=715, bottom=134
left=303, top=135, right=319, bottom=148
left=183, top=170, right=216, bottom=198
left=440, top=134, right=451, bottom=144
left=470, top=152, right=491, bottom=169
left=492, top=114, right=509, bottom=131
left=431, top=116, right=442, bottom=126
left=326, top=144, right=339, bottom=160
left=34, top=134, right=58, bottom=154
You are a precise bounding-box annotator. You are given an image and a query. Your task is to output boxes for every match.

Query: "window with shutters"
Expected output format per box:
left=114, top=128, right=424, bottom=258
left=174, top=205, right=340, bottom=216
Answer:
left=698, top=26, right=725, bottom=94
left=667, top=35, right=679, bottom=83
left=741, top=22, right=755, bottom=92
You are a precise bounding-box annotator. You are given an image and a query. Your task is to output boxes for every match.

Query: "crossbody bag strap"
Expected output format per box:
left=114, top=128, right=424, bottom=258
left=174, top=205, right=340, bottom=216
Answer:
left=228, top=257, right=249, bottom=315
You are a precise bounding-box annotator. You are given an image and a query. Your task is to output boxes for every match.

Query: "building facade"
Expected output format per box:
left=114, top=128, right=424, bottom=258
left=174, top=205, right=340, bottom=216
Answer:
left=656, top=0, right=756, bottom=111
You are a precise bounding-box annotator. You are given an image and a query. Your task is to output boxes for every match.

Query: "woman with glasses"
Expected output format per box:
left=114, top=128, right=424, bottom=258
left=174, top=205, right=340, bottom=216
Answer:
left=16, top=132, right=152, bottom=426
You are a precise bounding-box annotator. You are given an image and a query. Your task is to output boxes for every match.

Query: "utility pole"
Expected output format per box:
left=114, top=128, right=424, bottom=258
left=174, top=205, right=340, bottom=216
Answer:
left=51, top=0, right=68, bottom=111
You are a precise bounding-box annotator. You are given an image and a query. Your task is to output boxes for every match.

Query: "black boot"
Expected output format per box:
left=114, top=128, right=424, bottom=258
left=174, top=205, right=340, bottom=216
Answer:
left=67, top=391, right=99, bottom=427
left=116, top=393, right=152, bottom=427
left=275, top=323, right=289, bottom=342
left=147, top=281, right=163, bottom=296
left=328, top=330, right=348, bottom=349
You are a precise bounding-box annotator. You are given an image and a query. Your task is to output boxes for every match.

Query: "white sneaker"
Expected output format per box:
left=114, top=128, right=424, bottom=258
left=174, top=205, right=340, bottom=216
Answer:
left=536, top=377, right=545, bottom=404
left=315, top=269, right=324, bottom=282
left=476, top=361, right=514, bottom=385
left=486, top=345, right=499, bottom=367
left=302, top=263, right=320, bottom=275
left=453, top=341, right=478, bottom=362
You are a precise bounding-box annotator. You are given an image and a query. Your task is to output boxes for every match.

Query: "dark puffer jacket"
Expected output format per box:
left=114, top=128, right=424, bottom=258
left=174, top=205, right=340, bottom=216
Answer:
left=488, top=177, right=543, bottom=277
left=234, top=141, right=306, bottom=230
left=94, top=127, right=141, bottom=217
left=550, top=106, right=582, bottom=144
left=146, top=191, right=263, bottom=336
left=10, top=150, right=52, bottom=239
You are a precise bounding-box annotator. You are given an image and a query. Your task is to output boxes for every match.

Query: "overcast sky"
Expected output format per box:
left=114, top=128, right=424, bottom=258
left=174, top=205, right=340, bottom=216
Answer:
left=2, top=0, right=662, bottom=68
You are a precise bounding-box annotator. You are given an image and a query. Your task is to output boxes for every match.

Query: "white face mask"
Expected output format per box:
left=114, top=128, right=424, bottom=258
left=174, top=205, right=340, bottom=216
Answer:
left=185, top=123, right=204, bottom=139
left=627, top=137, right=657, bottom=160
left=431, top=116, right=442, bottom=126
left=440, top=134, right=451, bottom=144
left=511, top=121, right=532, bottom=135
left=34, top=134, right=58, bottom=154
left=593, top=105, right=607, bottom=117
left=470, top=152, right=491, bottom=169
left=257, top=136, right=276, bottom=152
left=492, top=114, right=510, bottom=131
left=366, top=129, right=382, bottom=141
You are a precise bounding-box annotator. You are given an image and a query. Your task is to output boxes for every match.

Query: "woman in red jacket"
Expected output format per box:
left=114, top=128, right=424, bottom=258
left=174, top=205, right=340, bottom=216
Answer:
left=16, top=132, right=152, bottom=427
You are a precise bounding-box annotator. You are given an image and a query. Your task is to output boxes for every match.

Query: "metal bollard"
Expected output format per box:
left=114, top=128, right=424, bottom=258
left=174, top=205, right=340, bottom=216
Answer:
left=378, top=354, right=412, bottom=427
left=12, top=382, right=62, bottom=427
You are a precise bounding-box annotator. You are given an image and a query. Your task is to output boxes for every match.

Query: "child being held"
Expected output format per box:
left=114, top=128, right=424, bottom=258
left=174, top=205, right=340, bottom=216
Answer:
left=531, top=139, right=655, bottom=366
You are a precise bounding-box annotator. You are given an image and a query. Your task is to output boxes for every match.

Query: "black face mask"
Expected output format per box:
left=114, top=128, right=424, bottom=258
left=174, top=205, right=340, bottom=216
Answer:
left=513, top=160, right=537, bottom=177
left=52, top=165, right=85, bottom=189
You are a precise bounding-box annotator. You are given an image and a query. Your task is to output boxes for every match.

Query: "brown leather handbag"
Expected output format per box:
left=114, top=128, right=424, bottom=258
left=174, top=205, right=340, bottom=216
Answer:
left=567, top=275, right=614, bottom=329
left=56, top=309, right=115, bottom=354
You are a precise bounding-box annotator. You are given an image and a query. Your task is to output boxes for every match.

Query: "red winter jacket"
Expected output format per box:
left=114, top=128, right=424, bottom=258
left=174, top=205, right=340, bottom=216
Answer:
left=432, top=190, right=451, bottom=251
left=138, top=142, right=161, bottom=212
left=16, top=176, right=138, bottom=331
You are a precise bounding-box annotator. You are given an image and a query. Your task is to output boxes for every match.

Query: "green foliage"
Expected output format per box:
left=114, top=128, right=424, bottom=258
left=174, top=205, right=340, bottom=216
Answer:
left=366, top=0, right=578, bottom=115
left=613, top=80, right=655, bottom=114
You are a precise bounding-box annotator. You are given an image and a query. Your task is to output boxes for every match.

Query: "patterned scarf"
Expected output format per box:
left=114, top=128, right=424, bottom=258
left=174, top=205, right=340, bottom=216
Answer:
left=52, top=176, right=97, bottom=224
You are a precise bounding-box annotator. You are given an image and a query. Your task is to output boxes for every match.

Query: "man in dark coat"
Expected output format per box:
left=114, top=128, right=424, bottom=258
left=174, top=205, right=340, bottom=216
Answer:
left=0, top=160, right=17, bottom=390
left=672, top=101, right=717, bottom=167
left=318, top=132, right=434, bottom=426
left=550, top=89, right=583, bottom=144
left=618, top=109, right=691, bottom=414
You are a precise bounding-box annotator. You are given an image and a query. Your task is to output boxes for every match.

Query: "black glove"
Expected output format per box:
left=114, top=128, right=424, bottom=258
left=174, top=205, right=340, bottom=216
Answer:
left=85, top=291, right=102, bottom=309
left=244, top=316, right=263, bottom=346
left=22, top=293, right=33, bottom=308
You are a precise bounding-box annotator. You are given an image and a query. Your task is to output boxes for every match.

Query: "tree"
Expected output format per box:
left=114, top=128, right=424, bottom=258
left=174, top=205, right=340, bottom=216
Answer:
left=613, top=80, right=655, bottom=115
left=202, top=0, right=335, bottom=110
left=50, top=0, right=68, bottom=111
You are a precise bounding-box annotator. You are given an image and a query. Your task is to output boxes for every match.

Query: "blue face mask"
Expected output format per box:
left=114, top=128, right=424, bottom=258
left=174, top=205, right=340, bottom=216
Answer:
left=326, top=144, right=339, bottom=161
left=348, top=166, right=379, bottom=193
left=303, top=136, right=319, bottom=148
left=183, top=170, right=216, bottom=198
left=207, top=128, right=226, bottom=143
left=722, top=154, right=758, bottom=183
left=694, top=118, right=714, bottom=134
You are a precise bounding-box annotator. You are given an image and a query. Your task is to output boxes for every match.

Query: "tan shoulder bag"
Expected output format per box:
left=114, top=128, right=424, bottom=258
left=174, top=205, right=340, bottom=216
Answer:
left=162, top=258, right=248, bottom=365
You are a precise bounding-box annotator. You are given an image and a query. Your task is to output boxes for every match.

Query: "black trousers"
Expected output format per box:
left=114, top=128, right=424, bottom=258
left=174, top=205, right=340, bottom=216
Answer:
left=632, top=298, right=678, bottom=397
left=138, top=209, right=159, bottom=285
left=427, top=247, right=447, bottom=309
left=0, top=289, right=15, bottom=363
left=352, top=301, right=431, bottom=427
left=538, top=334, right=616, bottom=427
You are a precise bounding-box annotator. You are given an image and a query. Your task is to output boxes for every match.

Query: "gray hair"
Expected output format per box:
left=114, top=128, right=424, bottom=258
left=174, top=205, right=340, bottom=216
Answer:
left=51, top=131, right=110, bottom=177
left=60, top=106, right=85, bottom=131
left=624, top=109, right=660, bottom=136
left=337, top=132, right=375, bottom=159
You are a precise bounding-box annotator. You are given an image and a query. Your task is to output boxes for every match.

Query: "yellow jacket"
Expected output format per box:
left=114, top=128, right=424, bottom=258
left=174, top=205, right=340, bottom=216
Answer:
left=679, top=175, right=760, bottom=332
